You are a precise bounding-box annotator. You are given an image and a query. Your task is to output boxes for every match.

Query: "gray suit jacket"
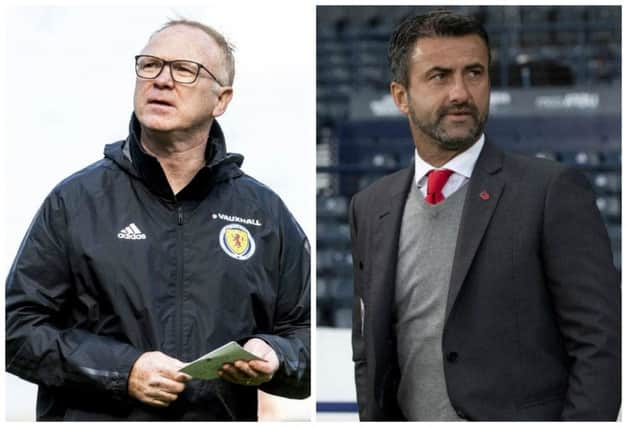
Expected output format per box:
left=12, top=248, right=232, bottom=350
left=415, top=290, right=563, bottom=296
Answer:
left=349, top=141, right=620, bottom=421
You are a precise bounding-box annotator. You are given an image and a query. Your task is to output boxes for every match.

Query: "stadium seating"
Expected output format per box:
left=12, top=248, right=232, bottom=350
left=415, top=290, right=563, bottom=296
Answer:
left=316, top=5, right=621, bottom=327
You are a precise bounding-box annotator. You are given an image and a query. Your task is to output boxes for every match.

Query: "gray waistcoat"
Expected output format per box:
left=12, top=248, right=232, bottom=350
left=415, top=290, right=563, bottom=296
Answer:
left=394, top=182, right=468, bottom=421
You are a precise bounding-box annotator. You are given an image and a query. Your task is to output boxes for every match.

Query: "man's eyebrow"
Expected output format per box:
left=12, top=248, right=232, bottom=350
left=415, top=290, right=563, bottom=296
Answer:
left=425, top=66, right=452, bottom=75
left=465, top=62, right=486, bottom=70
left=424, top=63, right=486, bottom=75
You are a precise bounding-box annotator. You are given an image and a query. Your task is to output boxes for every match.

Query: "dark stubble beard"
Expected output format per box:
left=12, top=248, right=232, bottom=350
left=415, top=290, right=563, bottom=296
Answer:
left=408, top=98, right=488, bottom=151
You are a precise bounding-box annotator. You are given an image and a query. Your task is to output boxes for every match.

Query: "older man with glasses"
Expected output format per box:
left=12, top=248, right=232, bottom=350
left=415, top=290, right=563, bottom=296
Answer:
left=6, top=19, right=310, bottom=421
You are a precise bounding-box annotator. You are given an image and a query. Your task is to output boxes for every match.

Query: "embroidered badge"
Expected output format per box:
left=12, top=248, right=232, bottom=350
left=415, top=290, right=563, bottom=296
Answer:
left=219, top=224, right=256, bottom=260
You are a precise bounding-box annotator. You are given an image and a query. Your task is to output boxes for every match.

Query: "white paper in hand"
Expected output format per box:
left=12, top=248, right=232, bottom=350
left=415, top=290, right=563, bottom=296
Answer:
left=179, top=341, right=265, bottom=380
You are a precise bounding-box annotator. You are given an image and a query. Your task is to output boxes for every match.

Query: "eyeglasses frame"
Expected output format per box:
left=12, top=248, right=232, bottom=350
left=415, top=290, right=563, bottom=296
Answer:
left=135, top=54, right=226, bottom=87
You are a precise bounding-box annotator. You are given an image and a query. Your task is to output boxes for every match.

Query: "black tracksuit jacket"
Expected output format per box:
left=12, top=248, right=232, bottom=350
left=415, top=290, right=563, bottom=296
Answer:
left=5, top=115, right=310, bottom=420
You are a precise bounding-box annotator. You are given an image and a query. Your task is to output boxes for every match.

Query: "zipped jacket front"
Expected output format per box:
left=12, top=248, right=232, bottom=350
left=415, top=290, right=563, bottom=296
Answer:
left=6, top=115, right=310, bottom=421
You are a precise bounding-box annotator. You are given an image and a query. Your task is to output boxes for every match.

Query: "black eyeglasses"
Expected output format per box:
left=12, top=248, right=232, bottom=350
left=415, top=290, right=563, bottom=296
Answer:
left=135, top=55, right=225, bottom=86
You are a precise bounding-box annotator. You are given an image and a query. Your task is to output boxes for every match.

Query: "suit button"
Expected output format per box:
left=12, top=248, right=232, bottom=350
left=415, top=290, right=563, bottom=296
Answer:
left=446, top=351, right=458, bottom=362
left=456, top=409, right=467, bottom=419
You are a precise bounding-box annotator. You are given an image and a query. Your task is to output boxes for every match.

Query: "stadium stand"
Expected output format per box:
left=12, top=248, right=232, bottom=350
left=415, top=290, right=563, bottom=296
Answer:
left=316, top=6, right=621, bottom=328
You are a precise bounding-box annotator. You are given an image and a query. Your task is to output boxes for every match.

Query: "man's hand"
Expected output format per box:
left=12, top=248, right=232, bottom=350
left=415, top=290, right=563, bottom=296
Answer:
left=218, top=338, right=279, bottom=386
left=128, top=351, right=191, bottom=408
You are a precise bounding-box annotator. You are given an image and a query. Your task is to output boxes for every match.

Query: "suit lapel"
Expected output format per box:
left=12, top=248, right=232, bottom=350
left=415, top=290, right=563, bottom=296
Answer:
left=445, top=142, right=505, bottom=320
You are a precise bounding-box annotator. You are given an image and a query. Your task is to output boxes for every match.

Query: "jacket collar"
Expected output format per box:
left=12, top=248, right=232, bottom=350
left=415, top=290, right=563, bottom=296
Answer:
left=114, top=113, right=243, bottom=201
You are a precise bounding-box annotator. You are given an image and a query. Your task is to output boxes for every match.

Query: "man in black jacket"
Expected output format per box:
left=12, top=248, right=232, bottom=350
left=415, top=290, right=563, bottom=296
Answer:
left=6, top=19, right=310, bottom=421
left=350, top=10, right=619, bottom=421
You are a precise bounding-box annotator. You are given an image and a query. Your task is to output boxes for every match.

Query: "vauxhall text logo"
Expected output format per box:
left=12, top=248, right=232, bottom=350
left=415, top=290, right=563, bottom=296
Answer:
left=212, top=212, right=262, bottom=227
left=118, top=223, right=147, bottom=240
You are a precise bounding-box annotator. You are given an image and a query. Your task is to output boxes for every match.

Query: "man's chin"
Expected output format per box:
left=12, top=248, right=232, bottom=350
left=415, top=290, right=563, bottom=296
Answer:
left=435, top=131, right=479, bottom=151
left=137, top=115, right=180, bottom=133
left=435, top=123, right=480, bottom=146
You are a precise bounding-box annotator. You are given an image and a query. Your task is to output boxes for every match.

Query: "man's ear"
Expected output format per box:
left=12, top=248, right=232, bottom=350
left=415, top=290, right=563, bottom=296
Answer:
left=390, top=81, right=409, bottom=115
left=211, top=87, right=234, bottom=118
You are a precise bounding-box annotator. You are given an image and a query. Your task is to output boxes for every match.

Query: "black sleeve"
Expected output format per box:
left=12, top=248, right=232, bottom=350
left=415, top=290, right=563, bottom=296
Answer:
left=256, top=205, right=310, bottom=399
left=541, top=167, right=620, bottom=420
left=5, top=189, right=143, bottom=400
left=349, top=195, right=369, bottom=420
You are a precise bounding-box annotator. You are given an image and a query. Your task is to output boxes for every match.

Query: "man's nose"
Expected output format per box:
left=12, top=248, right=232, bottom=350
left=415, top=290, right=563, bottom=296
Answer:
left=448, top=75, right=470, bottom=104
left=153, top=64, right=175, bottom=88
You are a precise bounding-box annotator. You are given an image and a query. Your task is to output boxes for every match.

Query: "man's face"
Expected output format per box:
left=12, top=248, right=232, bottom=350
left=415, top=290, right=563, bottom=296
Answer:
left=133, top=25, right=230, bottom=134
left=394, top=35, right=490, bottom=151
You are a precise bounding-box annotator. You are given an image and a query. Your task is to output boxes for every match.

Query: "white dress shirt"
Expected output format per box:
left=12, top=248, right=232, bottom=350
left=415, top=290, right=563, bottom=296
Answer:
left=414, top=135, right=485, bottom=199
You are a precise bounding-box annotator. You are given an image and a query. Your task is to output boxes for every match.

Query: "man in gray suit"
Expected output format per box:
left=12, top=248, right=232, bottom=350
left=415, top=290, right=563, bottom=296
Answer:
left=349, top=10, right=619, bottom=421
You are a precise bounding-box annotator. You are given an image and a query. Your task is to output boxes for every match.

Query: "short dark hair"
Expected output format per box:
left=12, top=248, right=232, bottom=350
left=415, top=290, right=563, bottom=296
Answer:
left=388, top=10, right=491, bottom=87
left=156, top=19, right=235, bottom=86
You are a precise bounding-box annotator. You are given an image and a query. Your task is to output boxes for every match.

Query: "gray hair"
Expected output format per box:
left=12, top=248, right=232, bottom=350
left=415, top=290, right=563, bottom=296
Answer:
left=156, top=19, right=235, bottom=86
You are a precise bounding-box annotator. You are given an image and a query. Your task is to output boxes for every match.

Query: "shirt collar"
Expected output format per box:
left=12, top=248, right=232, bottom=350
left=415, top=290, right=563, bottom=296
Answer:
left=414, top=134, right=485, bottom=187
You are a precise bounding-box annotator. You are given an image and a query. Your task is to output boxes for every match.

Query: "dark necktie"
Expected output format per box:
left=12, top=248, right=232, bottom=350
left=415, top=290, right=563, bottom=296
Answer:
left=425, top=169, right=454, bottom=205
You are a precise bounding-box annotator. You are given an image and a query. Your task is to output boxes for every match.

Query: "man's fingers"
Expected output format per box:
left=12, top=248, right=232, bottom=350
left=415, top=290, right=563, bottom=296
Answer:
left=234, top=360, right=259, bottom=378
left=175, top=372, right=192, bottom=382
left=146, top=388, right=179, bottom=402
left=128, top=351, right=191, bottom=407
left=221, top=363, right=250, bottom=382
left=218, top=362, right=274, bottom=386
left=140, top=384, right=178, bottom=407
left=163, top=369, right=192, bottom=383
left=220, top=363, right=256, bottom=384
left=148, top=377, right=187, bottom=394
left=158, top=390, right=179, bottom=403
left=146, top=396, right=173, bottom=408
left=159, top=365, right=190, bottom=381
left=146, top=399, right=169, bottom=408
left=248, top=360, right=275, bottom=375
left=218, top=367, right=243, bottom=384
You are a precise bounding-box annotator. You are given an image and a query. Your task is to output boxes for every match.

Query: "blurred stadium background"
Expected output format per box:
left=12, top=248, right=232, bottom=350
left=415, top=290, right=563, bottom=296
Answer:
left=316, top=5, right=620, bottom=421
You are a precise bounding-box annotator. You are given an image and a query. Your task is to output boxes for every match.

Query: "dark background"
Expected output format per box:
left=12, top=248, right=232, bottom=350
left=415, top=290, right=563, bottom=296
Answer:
left=316, top=5, right=621, bottom=328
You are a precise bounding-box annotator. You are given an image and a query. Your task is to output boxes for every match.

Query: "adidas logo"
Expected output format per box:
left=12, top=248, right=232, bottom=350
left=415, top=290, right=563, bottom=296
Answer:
left=117, top=223, right=147, bottom=240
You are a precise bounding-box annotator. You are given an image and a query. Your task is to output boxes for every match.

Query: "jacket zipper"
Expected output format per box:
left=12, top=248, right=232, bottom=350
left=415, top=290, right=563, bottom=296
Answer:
left=175, top=204, right=184, bottom=359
